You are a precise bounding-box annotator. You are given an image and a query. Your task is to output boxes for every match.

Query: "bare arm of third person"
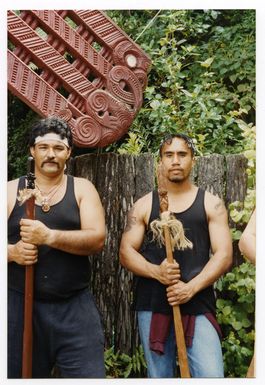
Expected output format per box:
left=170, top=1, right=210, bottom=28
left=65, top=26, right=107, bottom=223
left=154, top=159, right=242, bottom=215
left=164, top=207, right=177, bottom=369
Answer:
left=119, top=194, right=180, bottom=286
left=167, top=192, right=233, bottom=305
left=19, top=178, right=105, bottom=256
left=238, top=209, right=256, bottom=265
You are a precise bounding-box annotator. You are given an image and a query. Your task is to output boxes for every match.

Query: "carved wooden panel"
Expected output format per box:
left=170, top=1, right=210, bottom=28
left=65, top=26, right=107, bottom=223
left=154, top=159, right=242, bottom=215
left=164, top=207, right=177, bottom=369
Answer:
left=7, top=10, right=151, bottom=147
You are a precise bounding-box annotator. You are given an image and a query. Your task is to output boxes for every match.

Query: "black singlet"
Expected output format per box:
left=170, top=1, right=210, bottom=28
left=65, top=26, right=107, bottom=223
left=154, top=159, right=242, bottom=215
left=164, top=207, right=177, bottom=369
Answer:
left=8, top=175, right=91, bottom=300
left=133, top=188, right=216, bottom=315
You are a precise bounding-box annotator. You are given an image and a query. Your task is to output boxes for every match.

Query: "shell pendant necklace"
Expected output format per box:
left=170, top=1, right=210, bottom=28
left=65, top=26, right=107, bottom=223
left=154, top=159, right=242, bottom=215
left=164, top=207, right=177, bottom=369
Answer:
left=36, top=176, right=65, bottom=213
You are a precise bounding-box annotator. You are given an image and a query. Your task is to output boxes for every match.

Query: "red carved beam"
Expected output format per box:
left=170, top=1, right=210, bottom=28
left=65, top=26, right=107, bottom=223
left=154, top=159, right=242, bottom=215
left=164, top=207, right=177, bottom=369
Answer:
left=8, top=10, right=151, bottom=148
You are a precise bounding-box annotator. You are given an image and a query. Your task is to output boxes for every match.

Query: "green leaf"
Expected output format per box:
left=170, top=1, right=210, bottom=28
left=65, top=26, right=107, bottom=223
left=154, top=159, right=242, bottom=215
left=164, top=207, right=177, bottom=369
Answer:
left=124, top=362, right=132, bottom=378
left=182, top=89, right=193, bottom=97
left=229, top=74, right=237, bottom=83
left=150, top=100, right=161, bottom=110
left=232, top=321, right=243, bottom=331
left=242, top=318, right=252, bottom=328
left=232, top=230, right=242, bottom=240
left=200, top=57, right=214, bottom=68
left=225, top=272, right=235, bottom=281
left=237, top=84, right=248, bottom=92
left=223, top=306, right=232, bottom=316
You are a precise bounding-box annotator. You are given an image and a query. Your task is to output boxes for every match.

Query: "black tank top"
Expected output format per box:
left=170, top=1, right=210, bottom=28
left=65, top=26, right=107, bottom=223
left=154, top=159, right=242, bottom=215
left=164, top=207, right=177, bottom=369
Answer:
left=8, top=175, right=91, bottom=300
left=133, top=188, right=216, bottom=315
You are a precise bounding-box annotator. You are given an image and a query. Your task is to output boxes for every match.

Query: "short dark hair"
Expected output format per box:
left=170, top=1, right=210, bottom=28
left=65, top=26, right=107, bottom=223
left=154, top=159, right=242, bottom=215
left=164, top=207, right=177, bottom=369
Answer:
left=28, top=116, right=73, bottom=148
left=159, top=133, right=196, bottom=157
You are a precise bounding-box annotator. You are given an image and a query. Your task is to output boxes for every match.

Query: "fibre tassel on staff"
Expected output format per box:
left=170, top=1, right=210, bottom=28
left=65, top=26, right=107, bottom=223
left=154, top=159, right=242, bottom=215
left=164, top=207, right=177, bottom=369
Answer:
left=22, top=156, right=35, bottom=378
left=157, top=165, right=190, bottom=378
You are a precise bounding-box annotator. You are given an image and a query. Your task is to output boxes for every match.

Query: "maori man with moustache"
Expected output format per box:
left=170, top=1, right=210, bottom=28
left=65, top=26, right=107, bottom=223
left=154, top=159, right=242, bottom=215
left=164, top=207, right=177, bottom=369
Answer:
left=7, top=117, right=106, bottom=378
left=119, top=133, right=233, bottom=377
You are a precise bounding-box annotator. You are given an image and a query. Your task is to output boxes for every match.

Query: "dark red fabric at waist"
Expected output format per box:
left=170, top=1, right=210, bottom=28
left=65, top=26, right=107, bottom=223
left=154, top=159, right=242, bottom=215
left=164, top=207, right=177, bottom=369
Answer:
left=149, top=312, right=222, bottom=355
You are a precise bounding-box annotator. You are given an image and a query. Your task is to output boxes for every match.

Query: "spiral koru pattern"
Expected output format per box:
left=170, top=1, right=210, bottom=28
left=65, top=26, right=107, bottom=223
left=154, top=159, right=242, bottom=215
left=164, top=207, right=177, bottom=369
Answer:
left=108, top=66, right=142, bottom=110
left=55, top=108, right=72, bottom=122
left=113, top=40, right=139, bottom=67
left=85, top=89, right=132, bottom=132
left=113, top=40, right=150, bottom=73
left=86, top=89, right=109, bottom=113
left=100, top=128, right=121, bottom=147
left=115, top=109, right=133, bottom=130
left=108, top=65, right=127, bottom=83
left=73, top=116, right=102, bottom=147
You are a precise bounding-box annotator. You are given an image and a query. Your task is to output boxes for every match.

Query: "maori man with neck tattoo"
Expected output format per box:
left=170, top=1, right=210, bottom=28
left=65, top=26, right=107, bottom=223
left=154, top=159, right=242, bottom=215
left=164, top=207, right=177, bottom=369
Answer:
left=8, top=117, right=106, bottom=378
left=119, top=133, right=232, bottom=378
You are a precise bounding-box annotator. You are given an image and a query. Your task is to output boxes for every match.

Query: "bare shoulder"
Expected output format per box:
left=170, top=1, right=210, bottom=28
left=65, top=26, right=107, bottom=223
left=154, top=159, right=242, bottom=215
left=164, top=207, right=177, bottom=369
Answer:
left=7, top=178, right=20, bottom=198
left=204, top=190, right=227, bottom=218
left=134, top=191, right=152, bottom=213
left=7, top=178, right=19, bottom=190
left=128, top=191, right=152, bottom=225
left=73, top=176, right=98, bottom=195
left=73, top=177, right=102, bottom=209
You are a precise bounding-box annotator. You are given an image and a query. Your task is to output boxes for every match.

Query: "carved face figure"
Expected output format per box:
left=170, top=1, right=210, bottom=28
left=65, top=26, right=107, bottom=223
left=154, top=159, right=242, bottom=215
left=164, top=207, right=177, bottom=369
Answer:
left=160, top=137, right=195, bottom=183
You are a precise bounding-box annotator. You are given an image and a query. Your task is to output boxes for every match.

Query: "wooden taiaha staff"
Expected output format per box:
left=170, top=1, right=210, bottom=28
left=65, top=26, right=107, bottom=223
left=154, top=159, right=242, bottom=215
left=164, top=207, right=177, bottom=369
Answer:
left=22, top=156, right=35, bottom=378
left=157, top=166, right=190, bottom=378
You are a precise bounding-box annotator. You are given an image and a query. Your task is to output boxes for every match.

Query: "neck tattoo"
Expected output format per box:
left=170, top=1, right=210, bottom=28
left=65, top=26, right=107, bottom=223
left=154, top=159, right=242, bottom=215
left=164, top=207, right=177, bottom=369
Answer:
left=35, top=177, right=65, bottom=213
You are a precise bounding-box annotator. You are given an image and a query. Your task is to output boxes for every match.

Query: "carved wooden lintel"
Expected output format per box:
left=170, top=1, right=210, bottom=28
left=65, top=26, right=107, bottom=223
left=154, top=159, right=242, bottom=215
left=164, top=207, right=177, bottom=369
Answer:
left=8, top=10, right=151, bottom=147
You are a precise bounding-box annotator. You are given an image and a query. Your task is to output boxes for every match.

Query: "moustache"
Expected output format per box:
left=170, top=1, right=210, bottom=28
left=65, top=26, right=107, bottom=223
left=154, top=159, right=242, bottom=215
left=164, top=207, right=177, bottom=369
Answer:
left=41, top=160, right=59, bottom=167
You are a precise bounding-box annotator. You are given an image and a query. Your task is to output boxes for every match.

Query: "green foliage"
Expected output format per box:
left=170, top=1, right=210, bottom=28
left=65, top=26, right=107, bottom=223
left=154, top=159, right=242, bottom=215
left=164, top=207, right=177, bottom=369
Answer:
left=229, top=120, right=255, bottom=239
left=117, top=132, right=144, bottom=155
left=225, top=118, right=255, bottom=375
left=104, top=345, right=147, bottom=378
left=216, top=262, right=255, bottom=377
left=8, top=93, right=38, bottom=180
left=106, top=10, right=255, bottom=155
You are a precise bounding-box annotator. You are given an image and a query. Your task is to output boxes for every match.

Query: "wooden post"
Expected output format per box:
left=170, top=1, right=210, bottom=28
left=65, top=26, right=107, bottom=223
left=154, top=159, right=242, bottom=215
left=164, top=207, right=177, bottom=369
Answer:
left=157, top=165, right=190, bottom=378
left=22, top=157, right=35, bottom=378
left=163, top=225, right=190, bottom=377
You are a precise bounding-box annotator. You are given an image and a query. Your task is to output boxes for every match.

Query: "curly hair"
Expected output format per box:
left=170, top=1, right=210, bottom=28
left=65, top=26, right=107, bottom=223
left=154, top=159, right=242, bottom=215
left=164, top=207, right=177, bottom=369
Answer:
left=159, top=133, right=196, bottom=157
left=28, top=116, right=73, bottom=148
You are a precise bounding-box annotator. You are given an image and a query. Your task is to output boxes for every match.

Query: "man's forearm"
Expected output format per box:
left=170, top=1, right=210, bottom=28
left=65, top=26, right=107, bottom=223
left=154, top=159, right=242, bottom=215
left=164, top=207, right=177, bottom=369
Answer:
left=47, top=229, right=105, bottom=255
left=120, top=246, right=159, bottom=279
left=120, top=246, right=180, bottom=286
left=188, top=252, right=232, bottom=295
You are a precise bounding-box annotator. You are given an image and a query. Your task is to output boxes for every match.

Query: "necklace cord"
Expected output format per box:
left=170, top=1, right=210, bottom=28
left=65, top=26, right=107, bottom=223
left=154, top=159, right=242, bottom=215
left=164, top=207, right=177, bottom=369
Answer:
left=35, top=176, right=65, bottom=212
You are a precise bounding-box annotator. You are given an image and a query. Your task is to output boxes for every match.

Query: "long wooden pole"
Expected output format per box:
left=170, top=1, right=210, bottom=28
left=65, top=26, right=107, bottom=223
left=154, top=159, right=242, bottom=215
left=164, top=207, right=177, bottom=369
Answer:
left=22, top=157, right=35, bottom=378
left=157, top=168, right=190, bottom=378
left=162, top=225, right=190, bottom=377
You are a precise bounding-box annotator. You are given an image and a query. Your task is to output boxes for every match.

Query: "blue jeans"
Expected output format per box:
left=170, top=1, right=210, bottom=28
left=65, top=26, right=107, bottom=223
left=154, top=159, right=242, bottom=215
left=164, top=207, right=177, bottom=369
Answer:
left=137, top=311, right=224, bottom=378
left=8, top=288, right=105, bottom=378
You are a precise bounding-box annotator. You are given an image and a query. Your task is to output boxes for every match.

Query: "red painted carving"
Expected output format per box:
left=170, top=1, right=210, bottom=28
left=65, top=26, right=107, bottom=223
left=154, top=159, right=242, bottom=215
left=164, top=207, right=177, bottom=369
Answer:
left=7, top=10, right=151, bottom=147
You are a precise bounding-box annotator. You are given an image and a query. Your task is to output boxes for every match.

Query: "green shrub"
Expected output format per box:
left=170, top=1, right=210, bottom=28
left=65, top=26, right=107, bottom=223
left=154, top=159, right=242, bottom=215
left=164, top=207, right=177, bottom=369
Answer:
left=215, top=262, right=255, bottom=377
left=104, top=345, right=147, bottom=378
left=106, top=10, right=255, bottom=156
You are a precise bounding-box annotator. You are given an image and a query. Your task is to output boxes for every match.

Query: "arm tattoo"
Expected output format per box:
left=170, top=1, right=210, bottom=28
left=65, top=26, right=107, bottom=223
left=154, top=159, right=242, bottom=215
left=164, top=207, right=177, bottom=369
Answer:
left=214, top=200, right=225, bottom=214
left=124, top=206, right=137, bottom=232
